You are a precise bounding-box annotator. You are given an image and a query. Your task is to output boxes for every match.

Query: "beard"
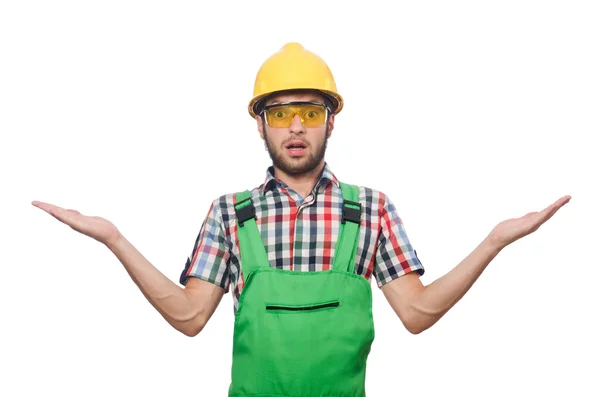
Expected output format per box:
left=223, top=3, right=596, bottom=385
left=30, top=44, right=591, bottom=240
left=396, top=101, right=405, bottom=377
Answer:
left=264, top=131, right=328, bottom=176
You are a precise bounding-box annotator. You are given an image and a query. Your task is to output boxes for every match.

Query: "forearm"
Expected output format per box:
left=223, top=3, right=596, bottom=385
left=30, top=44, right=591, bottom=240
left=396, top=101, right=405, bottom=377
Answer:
left=409, top=236, right=502, bottom=331
left=106, top=235, right=204, bottom=335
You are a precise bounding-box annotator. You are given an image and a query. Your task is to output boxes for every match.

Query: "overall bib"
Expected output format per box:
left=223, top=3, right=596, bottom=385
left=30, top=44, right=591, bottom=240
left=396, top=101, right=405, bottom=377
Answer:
left=228, top=182, right=375, bottom=397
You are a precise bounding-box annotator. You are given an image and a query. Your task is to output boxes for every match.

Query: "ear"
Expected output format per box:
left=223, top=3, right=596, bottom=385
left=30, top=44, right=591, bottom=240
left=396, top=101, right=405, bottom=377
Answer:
left=326, top=114, right=335, bottom=139
left=256, top=115, right=265, bottom=139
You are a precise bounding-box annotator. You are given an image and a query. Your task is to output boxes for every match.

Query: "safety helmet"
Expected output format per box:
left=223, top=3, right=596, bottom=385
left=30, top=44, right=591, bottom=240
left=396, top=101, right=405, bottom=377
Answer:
left=248, top=42, right=344, bottom=118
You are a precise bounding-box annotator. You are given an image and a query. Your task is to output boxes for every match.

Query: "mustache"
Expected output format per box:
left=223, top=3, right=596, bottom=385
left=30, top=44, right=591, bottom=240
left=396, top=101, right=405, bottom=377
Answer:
left=282, top=139, right=310, bottom=148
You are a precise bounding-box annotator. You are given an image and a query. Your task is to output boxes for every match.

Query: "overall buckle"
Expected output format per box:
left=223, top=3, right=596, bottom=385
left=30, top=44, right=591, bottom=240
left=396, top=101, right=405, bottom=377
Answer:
left=341, top=200, right=361, bottom=224
left=235, top=197, right=256, bottom=227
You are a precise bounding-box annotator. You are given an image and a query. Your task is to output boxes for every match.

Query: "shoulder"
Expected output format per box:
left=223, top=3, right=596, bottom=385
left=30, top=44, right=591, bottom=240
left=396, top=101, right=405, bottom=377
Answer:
left=340, top=182, right=394, bottom=214
left=207, top=185, right=264, bottom=214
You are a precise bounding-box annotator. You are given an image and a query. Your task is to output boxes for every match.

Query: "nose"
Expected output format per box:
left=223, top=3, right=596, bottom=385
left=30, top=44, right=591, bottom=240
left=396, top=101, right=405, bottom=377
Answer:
left=289, top=113, right=306, bottom=134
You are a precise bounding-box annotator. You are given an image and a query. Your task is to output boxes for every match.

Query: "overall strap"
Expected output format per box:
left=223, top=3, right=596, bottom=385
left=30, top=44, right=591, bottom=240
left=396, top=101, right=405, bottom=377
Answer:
left=332, top=182, right=362, bottom=274
left=234, top=191, right=270, bottom=280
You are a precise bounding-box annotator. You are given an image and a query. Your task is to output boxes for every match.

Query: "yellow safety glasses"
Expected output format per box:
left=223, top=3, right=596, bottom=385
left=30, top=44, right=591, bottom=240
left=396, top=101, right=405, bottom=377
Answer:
left=261, top=101, right=329, bottom=128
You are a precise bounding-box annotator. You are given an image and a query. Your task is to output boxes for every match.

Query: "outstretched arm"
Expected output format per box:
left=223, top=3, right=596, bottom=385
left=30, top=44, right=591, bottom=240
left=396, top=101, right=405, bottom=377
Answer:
left=31, top=201, right=224, bottom=337
left=382, top=195, right=571, bottom=334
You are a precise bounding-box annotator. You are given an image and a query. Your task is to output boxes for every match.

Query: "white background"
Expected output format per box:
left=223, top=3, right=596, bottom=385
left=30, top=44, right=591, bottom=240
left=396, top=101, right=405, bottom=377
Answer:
left=1, top=1, right=599, bottom=396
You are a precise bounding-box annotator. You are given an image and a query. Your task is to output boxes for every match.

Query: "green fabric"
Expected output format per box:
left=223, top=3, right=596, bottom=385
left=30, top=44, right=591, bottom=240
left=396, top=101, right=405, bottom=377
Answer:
left=332, top=182, right=361, bottom=274
left=234, top=190, right=269, bottom=279
left=229, top=184, right=374, bottom=397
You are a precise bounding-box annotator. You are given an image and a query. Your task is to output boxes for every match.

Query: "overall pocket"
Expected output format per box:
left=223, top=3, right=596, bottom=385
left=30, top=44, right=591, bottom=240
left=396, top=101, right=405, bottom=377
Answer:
left=265, top=300, right=340, bottom=313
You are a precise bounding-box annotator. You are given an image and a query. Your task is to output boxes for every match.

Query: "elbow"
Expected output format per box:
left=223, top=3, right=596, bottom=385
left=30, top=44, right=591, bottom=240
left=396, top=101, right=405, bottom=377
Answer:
left=179, top=319, right=206, bottom=337
left=401, top=303, right=448, bottom=334
left=400, top=312, right=435, bottom=335
left=174, top=313, right=208, bottom=337
left=405, top=322, right=428, bottom=335
left=402, top=317, right=424, bottom=334
left=181, top=328, right=200, bottom=338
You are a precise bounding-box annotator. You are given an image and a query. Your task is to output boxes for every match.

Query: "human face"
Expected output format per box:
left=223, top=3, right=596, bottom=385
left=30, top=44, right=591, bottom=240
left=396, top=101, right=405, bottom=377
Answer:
left=256, top=91, right=335, bottom=176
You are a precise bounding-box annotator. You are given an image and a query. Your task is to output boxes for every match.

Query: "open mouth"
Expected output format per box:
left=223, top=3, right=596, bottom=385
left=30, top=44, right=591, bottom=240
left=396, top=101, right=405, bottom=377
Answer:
left=285, top=140, right=307, bottom=150
left=285, top=140, right=308, bottom=155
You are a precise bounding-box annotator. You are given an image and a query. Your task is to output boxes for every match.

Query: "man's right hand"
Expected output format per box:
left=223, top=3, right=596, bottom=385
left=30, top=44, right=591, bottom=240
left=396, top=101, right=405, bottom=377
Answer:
left=31, top=201, right=122, bottom=247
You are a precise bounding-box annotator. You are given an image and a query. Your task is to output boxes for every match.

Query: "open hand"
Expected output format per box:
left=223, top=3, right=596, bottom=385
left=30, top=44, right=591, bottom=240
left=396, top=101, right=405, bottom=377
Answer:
left=488, top=195, right=571, bottom=250
left=31, top=201, right=122, bottom=247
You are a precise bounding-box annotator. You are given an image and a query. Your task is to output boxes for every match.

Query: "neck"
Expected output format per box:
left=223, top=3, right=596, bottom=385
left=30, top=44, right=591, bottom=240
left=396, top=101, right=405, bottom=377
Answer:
left=273, top=161, right=325, bottom=199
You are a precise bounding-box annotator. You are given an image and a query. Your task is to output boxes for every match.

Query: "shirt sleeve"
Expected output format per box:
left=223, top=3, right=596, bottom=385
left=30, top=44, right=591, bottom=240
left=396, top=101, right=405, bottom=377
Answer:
left=179, top=198, right=231, bottom=292
left=373, top=193, right=425, bottom=287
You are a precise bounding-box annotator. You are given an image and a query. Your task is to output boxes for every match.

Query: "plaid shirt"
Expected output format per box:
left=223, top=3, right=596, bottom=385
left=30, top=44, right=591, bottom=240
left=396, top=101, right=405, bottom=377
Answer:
left=180, top=163, right=425, bottom=314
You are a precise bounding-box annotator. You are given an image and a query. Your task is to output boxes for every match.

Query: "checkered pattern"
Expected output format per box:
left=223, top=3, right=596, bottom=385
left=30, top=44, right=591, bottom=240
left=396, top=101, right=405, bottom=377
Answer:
left=180, top=163, right=424, bottom=314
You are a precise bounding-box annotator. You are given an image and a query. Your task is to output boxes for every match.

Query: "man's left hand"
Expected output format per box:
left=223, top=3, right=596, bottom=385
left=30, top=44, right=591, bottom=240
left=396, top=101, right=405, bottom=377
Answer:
left=488, top=195, right=571, bottom=250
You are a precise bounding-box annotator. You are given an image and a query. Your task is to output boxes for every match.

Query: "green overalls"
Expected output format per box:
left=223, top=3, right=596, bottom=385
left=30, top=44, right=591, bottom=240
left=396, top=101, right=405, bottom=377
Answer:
left=228, top=182, right=375, bottom=397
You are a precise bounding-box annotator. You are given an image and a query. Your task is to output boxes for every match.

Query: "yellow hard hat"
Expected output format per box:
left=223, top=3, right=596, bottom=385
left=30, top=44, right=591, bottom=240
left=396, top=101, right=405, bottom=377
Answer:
left=248, top=42, right=344, bottom=118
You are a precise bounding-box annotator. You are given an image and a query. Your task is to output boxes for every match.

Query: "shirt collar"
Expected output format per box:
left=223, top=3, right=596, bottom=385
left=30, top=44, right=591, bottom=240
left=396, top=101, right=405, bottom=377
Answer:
left=261, top=162, right=340, bottom=195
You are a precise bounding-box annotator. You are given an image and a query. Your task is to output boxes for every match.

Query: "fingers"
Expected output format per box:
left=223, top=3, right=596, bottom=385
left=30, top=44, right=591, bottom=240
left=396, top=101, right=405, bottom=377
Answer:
left=31, top=201, right=79, bottom=225
left=517, top=195, right=570, bottom=232
left=32, top=201, right=62, bottom=215
left=540, top=195, right=571, bottom=222
left=549, top=195, right=571, bottom=214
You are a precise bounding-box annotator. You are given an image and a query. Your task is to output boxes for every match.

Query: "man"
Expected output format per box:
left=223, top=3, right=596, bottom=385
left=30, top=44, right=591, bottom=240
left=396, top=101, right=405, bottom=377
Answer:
left=32, top=42, right=570, bottom=396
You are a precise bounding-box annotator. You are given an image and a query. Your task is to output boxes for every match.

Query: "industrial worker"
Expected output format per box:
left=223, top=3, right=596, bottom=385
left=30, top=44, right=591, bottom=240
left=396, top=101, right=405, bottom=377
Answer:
left=32, top=42, right=571, bottom=396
